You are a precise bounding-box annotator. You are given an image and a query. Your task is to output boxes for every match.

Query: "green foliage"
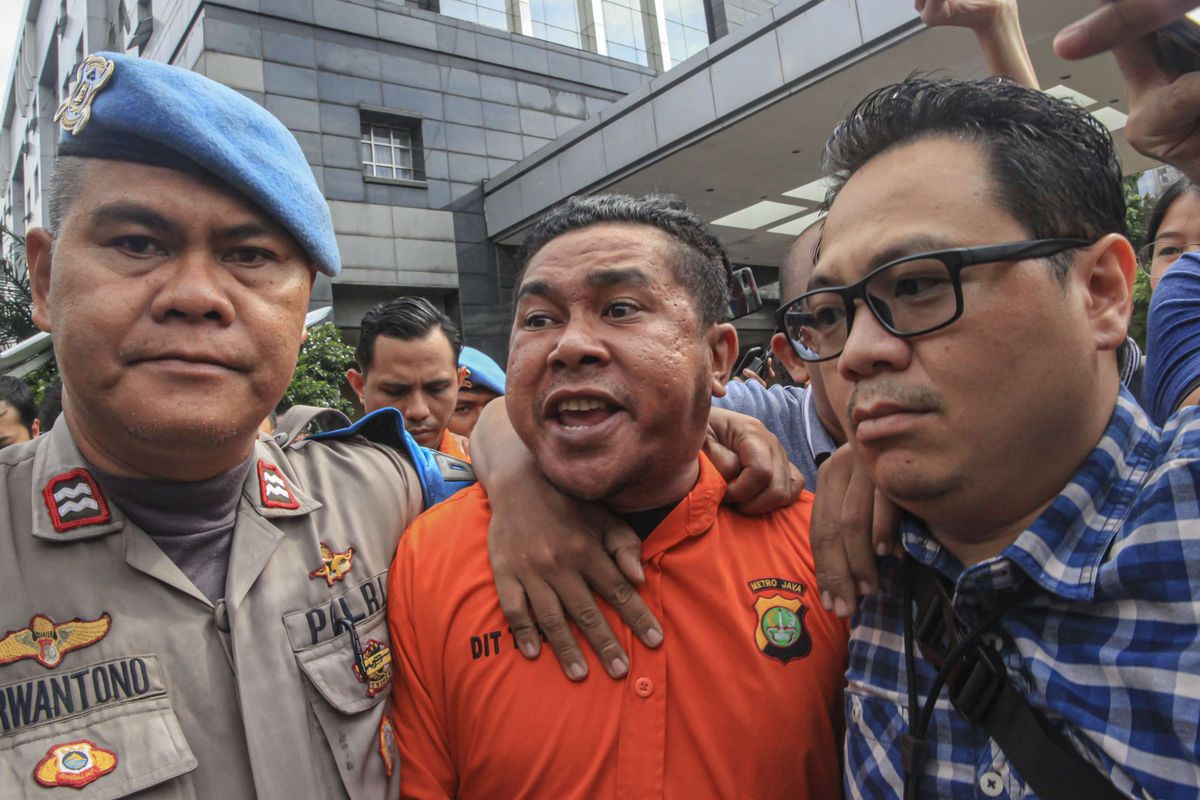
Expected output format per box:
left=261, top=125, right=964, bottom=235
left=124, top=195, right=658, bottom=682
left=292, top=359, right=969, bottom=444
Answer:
left=0, top=226, right=36, bottom=349
left=1125, top=176, right=1154, bottom=352
left=278, top=322, right=356, bottom=416
left=23, top=359, right=60, bottom=408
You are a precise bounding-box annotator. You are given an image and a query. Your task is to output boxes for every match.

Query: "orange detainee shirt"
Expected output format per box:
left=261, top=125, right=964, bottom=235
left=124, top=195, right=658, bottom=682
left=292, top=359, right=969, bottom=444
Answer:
left=388, top=455, right=848, bottom=800
left=436, top=429, right=470, bottom=462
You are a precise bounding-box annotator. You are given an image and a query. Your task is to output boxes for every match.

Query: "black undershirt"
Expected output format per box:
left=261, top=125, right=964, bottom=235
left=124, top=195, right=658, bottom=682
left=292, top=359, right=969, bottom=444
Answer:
left=615, top=500, right=682, bottom=541
left=90, top=457, right=254, bottom=603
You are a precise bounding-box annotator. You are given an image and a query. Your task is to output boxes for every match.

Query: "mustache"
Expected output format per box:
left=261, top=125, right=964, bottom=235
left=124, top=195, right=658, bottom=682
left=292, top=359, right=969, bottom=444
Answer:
left=847, top=380, right=945, bottom=418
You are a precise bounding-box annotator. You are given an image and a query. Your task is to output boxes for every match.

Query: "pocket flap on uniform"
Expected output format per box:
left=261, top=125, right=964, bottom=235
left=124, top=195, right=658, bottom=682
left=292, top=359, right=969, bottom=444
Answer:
left=0, top=655, right=197, bottom=799
left=295, top=608, right=391, bottom=715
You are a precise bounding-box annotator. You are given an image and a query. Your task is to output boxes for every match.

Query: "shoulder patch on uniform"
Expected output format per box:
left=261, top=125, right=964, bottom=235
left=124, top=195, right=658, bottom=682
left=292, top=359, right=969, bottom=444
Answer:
left=378, top=712, right=397, bottom=778
left=257, top=459, right=300, bottom=509
left=34, top=740, right=118, bottom=788
left=0, top=613, right=112, bottom=669
left=43, top=469, right=110, bottom=533
left=309, top=542, right=355, bottom=586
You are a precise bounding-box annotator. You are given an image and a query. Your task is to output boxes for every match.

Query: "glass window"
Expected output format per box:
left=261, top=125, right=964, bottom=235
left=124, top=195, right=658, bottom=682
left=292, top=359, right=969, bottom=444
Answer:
left=530, top=0, right=584, bottom=48
left=661, top=0, right=709, bottom=64
left=602, top=0, right=651, bottom=66
left=360, top=117, right=425, bottom=182
left=440, top=0, right=509, bottom=32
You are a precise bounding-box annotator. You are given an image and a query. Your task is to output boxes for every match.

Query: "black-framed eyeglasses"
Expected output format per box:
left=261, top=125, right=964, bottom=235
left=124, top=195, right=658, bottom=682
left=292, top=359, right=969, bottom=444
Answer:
left=776, top=238, right=1091, bottom=363
left=1137, top=239, right=1200, bottom=275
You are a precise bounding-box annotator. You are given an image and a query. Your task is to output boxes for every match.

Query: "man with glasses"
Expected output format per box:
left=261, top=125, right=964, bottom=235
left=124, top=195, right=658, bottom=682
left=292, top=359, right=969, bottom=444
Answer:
left=789, top=77, right=1200, bottom=799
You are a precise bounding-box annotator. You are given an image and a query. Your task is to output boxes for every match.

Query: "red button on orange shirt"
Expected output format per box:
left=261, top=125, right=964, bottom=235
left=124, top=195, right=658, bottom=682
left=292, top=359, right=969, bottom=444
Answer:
left=634, top=677, right=653, bottom=697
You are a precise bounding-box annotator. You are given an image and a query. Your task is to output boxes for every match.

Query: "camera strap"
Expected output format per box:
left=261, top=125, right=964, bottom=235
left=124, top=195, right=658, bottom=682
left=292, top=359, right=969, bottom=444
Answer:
left=902, top=559, right=1126, bottom=800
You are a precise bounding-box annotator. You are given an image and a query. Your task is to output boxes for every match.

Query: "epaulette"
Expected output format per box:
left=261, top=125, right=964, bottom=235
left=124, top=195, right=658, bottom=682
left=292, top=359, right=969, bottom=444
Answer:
left=307, top=408, right=475, bottom=508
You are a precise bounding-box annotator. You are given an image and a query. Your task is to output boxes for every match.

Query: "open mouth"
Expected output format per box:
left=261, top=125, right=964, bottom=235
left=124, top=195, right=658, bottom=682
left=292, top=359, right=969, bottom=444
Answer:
left=553, top=396, right=620, bottom=430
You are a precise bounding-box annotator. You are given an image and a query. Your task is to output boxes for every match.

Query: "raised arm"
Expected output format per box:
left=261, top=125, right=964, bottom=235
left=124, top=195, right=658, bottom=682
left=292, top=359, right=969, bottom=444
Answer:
left=1055, top=0, right=1200, bottom=184
left=918, top=0, right=1040, bottom=89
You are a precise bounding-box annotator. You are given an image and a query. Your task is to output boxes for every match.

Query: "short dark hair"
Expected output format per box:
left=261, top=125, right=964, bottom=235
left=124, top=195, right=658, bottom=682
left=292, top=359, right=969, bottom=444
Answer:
left=0, top=376, right=36, bottom=434
left=1146, top=177, right=1200, bottom=246
left=821, top=77, right=1128, bottom=276
left=517, top=194, right=732, bottom=326
left=36, top=380, right=63, bottom=432
left=355, top=296, right=462, bottom=374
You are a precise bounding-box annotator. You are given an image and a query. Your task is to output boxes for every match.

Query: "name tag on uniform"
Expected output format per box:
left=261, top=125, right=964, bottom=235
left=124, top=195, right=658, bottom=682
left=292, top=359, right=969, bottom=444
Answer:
left=0, top=654, right=167, bottom=735
left=283, top=572, right=388, bottom=649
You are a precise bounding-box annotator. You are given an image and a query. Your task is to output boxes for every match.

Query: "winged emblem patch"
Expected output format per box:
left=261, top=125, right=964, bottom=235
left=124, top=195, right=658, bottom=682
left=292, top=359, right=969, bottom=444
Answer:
left=0, top=613, right=112, bottom=669
left=309, top=542, right=355, bottom=586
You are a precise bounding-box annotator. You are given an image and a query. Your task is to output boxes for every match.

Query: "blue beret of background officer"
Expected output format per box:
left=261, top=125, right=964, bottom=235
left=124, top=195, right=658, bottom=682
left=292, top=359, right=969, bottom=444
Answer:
left=449, top=346, right=506, bottom=437
left=0, top=52, right=457, bottom=799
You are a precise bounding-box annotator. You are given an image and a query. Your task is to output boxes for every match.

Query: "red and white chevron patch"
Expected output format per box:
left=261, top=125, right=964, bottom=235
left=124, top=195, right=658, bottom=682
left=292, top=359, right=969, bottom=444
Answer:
left=257, top=460, right=299, bottom=509
left=43, top=469, right=110, bottom=533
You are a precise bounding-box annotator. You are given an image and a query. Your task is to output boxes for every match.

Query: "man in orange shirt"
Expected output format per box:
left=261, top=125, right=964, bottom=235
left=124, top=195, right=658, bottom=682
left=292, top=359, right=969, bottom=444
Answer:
left=346, top=296, right=470, bottom=460
left=388, top=194, right=847, bottom=799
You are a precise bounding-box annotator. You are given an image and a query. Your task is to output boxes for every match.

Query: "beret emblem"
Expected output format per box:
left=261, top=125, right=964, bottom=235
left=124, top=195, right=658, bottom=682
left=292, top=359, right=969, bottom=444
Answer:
left=54, top=54, right=115, bottom=134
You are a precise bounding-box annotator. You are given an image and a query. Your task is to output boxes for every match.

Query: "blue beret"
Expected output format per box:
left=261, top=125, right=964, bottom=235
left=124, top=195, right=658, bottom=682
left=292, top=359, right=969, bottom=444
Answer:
left=458, top=347, right=506, bottom=395
left=55, top=52, right=340, bottom=276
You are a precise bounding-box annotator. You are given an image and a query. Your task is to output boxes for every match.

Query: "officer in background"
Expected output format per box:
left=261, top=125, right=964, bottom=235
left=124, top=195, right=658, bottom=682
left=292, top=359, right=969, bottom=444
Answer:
left=449, top=346, right=506, bottom=438
left=0, top=53, right=464, bottom=798
left=345, top=296, right=472, bottom=460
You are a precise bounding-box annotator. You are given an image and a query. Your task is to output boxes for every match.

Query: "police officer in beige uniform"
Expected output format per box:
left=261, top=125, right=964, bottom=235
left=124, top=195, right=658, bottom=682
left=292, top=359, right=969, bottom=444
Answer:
left=0, top=53, right=469, bottom=798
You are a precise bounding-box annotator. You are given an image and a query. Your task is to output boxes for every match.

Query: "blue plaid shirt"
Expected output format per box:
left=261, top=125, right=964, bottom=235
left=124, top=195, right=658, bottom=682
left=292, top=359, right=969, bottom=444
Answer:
left=845, top=389, right=1200, bottom=799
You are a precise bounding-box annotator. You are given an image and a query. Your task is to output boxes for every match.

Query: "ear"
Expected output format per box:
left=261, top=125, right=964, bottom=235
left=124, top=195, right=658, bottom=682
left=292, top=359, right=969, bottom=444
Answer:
left=770, top=332, right=810, bottom=385
left=707, top=323, right=740, bottom=397
left=26, top=228, right=55, bottom=333
left=345, top=368, right=366, bottom=403
left=457, top=365, right=469, bottom=387
left=1076, top=233, right=1137, bottom=352
left=30, top=419, right=40, bottom=438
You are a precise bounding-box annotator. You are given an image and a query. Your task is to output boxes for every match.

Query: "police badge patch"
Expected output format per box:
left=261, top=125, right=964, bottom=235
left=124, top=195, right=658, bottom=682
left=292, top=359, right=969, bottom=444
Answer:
left=353, top=639, right=393, bottom=697
left=747, top=577, right=812, bottom=664
left=43, top=469, right=110, bottom=532
left=34, top=740, right=118, bottom=788
left=378, top=713, right=397, bottom=778
left=54, top=55, right=115, bottom=135
left=0, top=613, right=112, bottom=669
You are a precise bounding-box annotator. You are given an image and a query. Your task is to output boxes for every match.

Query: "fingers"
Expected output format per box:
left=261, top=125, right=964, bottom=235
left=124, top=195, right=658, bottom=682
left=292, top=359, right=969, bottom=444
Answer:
left=605, top=522, right=646, bottom=584
left=494, top=573, right=543, bottom=659
left=722, top=429, right=773, bottom=508
left=871, top=487, right=903, bottom=559
left=1054, top=0, right=1199, bottom=60
left=712, top=411, right=799, bottom=513
left=602, top=528, right=664, bottom=648
left=811, top=452, right=859, bottom=619
left=702, top=428, right=741, bottom=482
left=836, top=454, right=881, bottom=603
left=741, top=368, right=767, bottom=387
left=521, top=577, right=596, bottom=681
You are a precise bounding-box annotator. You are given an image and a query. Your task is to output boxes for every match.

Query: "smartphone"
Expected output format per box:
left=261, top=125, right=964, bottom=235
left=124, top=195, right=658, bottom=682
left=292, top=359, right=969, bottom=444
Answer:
left=1156, top=12, right=1200, bottom=74
left=1109, top=2, right=1200, bottom=74
left=734, top=346, right=769, bottom=380
left=728, top=267, right=762, bottom=319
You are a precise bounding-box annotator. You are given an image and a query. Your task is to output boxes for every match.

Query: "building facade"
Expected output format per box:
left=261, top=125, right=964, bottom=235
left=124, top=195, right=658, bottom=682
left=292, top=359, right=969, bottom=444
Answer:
left=2, top=0, right=1144, bottom=363
left=3, top=0, right=748, bottom=358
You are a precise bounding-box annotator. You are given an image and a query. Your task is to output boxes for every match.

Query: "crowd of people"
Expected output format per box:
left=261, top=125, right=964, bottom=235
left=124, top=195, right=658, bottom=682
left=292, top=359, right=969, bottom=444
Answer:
left=1, top=0, right=1199, bottom=798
